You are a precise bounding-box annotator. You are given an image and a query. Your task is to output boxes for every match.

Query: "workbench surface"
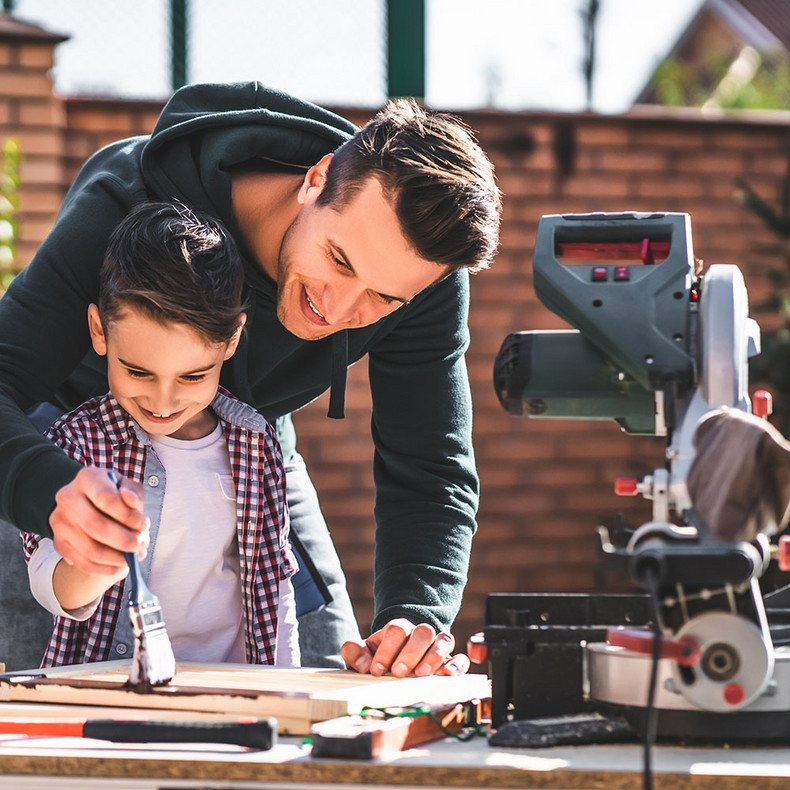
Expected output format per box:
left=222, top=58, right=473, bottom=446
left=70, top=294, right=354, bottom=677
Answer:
left=0, top=727, right=789, bottom=789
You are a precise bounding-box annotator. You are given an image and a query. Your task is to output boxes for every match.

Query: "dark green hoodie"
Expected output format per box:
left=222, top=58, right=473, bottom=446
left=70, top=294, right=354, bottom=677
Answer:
left=0, top=82, right=478, bottom=632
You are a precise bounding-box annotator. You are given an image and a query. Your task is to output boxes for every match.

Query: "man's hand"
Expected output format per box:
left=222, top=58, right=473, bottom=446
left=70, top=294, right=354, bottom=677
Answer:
left=49, top=466, right=149, bottom=576
left=341, top=618, right=471, bottom=678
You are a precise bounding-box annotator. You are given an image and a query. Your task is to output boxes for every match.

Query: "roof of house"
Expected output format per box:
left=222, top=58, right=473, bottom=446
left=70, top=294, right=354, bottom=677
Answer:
left=733, top=0, right=790, bottom=50
left=633, top=0, right=790, bottom=104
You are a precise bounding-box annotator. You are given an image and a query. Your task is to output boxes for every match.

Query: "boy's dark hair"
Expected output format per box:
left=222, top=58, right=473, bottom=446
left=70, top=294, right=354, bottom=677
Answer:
left=99, top=202, right=245, bottom=345
left=317, top=99, right=502, bottom=274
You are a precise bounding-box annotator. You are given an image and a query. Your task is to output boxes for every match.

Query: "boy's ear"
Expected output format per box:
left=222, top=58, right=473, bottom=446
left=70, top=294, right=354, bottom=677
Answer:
left=223, top=313, right=247, bottom=360
left=297, top=154, right=332, bottom=206
left=87, top=304, right=107, bottom=357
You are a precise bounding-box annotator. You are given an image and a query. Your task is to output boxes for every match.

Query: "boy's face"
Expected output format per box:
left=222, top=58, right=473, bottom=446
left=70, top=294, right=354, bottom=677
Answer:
left=274, top=156, right=449, bottom=341
left=88, top=304, right=242, bottom=440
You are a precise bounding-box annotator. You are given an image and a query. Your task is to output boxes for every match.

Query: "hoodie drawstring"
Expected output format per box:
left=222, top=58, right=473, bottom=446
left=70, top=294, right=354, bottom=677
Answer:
left=327, top=330, right=348, bottom=419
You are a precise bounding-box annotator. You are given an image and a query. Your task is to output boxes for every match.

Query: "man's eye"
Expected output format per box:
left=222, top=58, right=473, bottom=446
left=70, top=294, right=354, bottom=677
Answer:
left=332, top=253, right=350, bottom=271
left=376, top=294, right=397, bottom=305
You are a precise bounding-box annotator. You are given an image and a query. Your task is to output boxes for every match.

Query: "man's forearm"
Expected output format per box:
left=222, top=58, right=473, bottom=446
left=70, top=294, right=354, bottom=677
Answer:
left=0, top=405, right=81, bottom=537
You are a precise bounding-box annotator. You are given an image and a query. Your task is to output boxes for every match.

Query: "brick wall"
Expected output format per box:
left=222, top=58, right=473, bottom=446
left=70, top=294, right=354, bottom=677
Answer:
left=0, top=15, right=67, bottom=268
left=3, top=17, right=790, bottom=657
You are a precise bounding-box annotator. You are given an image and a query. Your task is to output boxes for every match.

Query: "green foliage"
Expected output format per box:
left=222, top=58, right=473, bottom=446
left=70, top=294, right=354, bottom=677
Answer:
left=0, top=138, right=20, bottom=297
left=650, top=50, right=790, bottom=111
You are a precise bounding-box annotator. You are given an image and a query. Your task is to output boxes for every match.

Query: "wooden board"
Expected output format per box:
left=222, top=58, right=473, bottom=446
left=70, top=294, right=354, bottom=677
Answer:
left=0, top=661, right=491, bottom=735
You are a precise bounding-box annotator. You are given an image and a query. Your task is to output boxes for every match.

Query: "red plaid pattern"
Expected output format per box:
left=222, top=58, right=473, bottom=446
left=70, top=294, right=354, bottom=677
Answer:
left=22, top=387, right=294, bottom=667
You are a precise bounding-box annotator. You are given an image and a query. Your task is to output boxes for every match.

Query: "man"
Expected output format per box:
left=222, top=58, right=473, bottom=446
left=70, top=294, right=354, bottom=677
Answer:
left=0, top=82, right=502, bottom=674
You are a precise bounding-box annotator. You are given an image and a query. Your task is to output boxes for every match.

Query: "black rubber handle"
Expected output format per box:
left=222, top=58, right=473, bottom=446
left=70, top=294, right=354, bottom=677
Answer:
left=82, top=718, right=277, bottom=749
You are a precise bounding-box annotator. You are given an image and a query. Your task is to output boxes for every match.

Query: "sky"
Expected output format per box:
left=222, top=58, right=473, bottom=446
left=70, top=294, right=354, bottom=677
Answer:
left=9, top=0, right=705, bottom=113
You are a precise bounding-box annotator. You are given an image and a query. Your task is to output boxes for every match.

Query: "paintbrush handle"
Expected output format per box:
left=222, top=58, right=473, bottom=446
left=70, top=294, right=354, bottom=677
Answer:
left=106, top=469, right=144, bottom=603
left=123, top=551, right=144, bottom=603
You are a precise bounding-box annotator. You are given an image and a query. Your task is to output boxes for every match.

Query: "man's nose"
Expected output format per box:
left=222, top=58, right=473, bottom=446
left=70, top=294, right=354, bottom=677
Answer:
left=325, top=285, right=365, bottom=326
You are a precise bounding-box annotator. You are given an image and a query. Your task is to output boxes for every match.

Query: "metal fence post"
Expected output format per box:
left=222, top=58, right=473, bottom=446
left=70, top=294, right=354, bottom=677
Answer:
left=170, top=0, right=188, bottom=91
left=386, top=0, right=424, bottom=100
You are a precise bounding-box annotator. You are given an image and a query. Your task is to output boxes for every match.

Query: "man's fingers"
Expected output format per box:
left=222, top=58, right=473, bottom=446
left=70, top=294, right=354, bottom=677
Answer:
left=367, top=619, right=418, bottom=676
left=50, top=467, right=149, bottom=573
left=51, top=527, right=130, bottom=576
left=411, top=630, right=455, bottom=677
left=341, top=639, right=373, bottom=673
left=438, top=652, right=471, bottom=676
left=76, top=468, right=146, bottom=531
left=346, top=621, right=470, bottom=678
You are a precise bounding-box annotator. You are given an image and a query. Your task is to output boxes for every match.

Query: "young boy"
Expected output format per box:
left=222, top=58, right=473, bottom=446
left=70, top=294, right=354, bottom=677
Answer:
left=21, top=201, right=299, bottom=668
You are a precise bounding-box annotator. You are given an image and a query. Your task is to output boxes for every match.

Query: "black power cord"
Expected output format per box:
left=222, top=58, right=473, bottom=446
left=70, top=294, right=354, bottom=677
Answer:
left=643, top=567, right=664, bottom=790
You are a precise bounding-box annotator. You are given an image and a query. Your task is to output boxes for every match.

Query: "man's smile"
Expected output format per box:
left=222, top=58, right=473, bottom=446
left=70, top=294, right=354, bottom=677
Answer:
left=302, top=288, right=328, bottom=325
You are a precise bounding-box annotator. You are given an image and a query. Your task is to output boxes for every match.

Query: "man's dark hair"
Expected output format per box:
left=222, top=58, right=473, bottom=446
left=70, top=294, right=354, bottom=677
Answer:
left=317, top=99, right=502, bottom=273
left=99, top=202, right=245, bottom=344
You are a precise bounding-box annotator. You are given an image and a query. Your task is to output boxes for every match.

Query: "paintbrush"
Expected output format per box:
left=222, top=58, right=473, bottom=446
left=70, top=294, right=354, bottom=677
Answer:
left=107, top=470, right=176, bottom=690
left=0, top=717, right=277, bottom=749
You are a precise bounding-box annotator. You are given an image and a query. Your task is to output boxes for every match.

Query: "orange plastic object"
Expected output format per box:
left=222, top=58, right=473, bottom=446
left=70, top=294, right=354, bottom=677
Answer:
left=614, top=478, right=638, bottom=496
left=753, top=390, right=773, bottom=419
left=778, top=535, right=790, bottom=572
left=466, top=632, right=487, bottom=665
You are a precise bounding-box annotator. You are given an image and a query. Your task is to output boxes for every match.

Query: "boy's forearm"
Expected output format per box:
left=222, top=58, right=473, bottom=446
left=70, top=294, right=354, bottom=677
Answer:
left=52, top=557, right=117, bottom=611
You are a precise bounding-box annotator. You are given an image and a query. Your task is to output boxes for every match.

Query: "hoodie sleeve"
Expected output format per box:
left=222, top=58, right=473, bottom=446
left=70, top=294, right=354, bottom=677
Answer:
left=367, top=270, right=478, bottom=632
left=0, top=141, right=148, bottom=535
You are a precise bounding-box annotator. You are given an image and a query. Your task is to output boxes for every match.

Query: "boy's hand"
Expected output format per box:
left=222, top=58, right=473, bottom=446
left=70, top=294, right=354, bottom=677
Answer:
left=49, top=466, right=149, bottom=576
left=341, top=618, right=471, bottom=677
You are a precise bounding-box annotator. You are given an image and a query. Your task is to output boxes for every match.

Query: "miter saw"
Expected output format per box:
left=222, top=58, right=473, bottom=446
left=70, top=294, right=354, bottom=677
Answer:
left=476, top=211, right=790, bottom=743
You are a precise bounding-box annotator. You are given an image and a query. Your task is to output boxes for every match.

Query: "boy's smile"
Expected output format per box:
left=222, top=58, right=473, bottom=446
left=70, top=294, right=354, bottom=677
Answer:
left=87, top=304, right=242, bottom=440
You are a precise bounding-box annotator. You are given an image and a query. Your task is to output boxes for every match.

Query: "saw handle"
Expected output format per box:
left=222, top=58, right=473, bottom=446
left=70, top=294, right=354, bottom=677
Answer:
left=606, top=627, right=700, bottom=667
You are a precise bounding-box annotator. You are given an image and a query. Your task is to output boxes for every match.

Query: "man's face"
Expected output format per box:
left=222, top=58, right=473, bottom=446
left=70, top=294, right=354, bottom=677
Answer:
left=88, top=304, right=241, bottom=440
left=275, top=164, right=449, bottom=340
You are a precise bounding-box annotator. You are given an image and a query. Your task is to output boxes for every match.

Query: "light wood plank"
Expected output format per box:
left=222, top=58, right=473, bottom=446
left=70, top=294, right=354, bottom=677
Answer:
left=0, top=661, right=491, bottom=735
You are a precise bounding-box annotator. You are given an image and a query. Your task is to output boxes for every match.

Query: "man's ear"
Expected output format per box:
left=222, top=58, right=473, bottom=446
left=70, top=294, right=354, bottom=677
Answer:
left=223, top=313, right=247, bottom=360
left=297, top=154, right=332, bottom=205
left=87, top=303, right=107, bottom=357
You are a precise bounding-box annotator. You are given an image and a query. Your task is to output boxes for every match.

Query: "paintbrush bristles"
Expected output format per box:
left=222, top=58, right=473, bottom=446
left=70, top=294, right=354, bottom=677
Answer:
left=126, top=585, right=176, bottom=689
left=109, top=469, right=176, bottom=690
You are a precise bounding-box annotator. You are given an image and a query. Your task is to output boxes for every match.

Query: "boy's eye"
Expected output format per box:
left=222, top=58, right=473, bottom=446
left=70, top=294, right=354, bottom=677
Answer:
left=126, top=368, right=150, bottom=379
left=181, top=374, right=207, bottom=382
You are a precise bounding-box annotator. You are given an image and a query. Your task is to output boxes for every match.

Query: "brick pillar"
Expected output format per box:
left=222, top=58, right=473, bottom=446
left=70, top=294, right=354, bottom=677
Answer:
left=0, top=13, right=68, bottom=269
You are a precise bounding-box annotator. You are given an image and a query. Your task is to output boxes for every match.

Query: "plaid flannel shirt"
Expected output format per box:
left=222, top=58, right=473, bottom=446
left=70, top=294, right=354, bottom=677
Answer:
left=22, top=387, right=295, bottom=667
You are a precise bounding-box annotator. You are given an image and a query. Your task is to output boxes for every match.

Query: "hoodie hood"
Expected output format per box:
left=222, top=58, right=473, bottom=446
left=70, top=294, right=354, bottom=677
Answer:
left=140, top=82, right=359, bottom=419
left=140, top=81, right=358, bottom=219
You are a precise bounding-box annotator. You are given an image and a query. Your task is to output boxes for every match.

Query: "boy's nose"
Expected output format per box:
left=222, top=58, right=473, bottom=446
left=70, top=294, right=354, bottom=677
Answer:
left=151, top=383, right=177, bottom=413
